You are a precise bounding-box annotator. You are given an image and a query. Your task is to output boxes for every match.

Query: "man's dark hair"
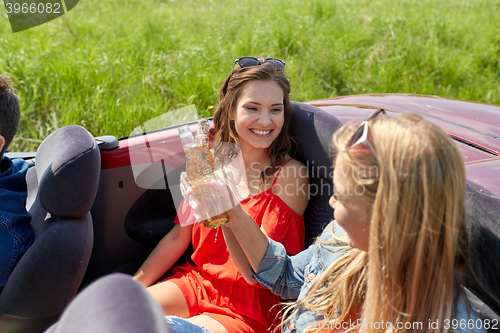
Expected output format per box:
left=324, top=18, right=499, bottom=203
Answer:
left=0, top=75, right=21, bottom=160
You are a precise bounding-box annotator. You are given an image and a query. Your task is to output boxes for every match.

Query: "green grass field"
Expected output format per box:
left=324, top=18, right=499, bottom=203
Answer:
left=1, top=0, right=499, bottom=151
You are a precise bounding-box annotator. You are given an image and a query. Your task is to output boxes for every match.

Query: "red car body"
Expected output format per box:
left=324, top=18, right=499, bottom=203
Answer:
left=307, top=94, right=500, bottom=195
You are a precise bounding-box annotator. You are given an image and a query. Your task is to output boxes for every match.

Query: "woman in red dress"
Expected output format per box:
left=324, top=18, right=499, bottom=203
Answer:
left=133, top=58, right=309, bottom=333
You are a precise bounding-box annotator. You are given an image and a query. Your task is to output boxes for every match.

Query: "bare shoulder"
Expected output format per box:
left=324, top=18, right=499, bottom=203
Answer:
left=276, top=157, right=309, bottom=183
left=272, top=157, right=309, bottom=216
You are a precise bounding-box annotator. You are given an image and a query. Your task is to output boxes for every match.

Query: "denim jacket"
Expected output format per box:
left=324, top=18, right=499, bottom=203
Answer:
left=251, top=221, right=486, bottom=333
left=0, top=157, right=33, bottom=287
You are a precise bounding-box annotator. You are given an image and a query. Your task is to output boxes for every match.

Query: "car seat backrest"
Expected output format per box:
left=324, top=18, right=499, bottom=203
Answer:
left=463, top=179, right=500, bottom=319
left=34, top=125, right=101, bottom=218
left=289, top=102, right=344, bottom=247
left=0, top=125, right=100, bottom=333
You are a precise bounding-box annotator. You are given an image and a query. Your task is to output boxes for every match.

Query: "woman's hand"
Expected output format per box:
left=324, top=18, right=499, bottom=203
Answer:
left=179, top=171, right=201, bottom=222
left=179, top=171, right=240, bottom=223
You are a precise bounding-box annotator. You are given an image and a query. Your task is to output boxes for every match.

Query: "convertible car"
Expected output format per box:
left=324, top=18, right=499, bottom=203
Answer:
left=1, top=93, right=499, bottom=333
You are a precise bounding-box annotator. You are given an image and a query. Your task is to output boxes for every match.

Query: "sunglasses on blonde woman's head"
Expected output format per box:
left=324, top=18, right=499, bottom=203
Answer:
left=347, top=108, right=386, bottom=159
left=234, top=57, right=285, bottom=71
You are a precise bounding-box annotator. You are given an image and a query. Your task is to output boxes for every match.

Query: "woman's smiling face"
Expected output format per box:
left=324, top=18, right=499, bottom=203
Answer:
left=231, top=80, right=285, bottom=151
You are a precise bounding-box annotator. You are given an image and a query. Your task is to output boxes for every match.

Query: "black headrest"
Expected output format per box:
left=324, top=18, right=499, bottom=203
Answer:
left=35, top=125, right=101, bottom=218
left=463, top=179, right=500, bottom=317
left=290, top=102, right=344, bottom=246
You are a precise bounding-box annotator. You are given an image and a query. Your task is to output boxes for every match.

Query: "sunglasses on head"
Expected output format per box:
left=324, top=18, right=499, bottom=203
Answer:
left=234, top=57, right=285, bottom=71
left=347, top=108, right=386, bottom=159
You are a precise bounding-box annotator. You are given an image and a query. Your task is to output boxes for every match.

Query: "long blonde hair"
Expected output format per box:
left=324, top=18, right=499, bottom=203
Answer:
left=280, top=113, right=468, bottom=333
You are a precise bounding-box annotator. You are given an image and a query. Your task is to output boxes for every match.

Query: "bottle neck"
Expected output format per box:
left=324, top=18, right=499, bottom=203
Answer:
left=178, top=127, right=196, bottom=150
left=196, top=119, right=210, bottom=138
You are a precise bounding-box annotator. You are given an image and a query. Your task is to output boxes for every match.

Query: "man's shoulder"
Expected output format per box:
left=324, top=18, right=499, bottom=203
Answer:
left=0, top=157, right=29, bottom=195
left=1, top=156, right=29, bottom=174
left=0, top=156, right=11, bottom=174
left=9, top=157, right=29, bottom=174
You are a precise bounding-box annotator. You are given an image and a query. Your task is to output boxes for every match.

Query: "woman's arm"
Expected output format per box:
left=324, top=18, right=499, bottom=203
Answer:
left=224, top=206, right=270, bottom=275
left=225, top=205, right=321, bottom=300
left=222, top=223, right=260, bottom=285
left=133, top=223, right=193, bottom=287
left=226, top=210, right=317, bottom=299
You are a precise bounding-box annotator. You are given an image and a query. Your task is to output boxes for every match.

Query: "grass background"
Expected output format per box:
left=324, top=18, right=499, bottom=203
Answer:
left=1, top=0, right=499, bottom=152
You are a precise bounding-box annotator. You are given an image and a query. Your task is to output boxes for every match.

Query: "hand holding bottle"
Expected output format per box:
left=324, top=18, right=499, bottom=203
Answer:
left=179, top=171, right=235, bottom=223
left=178, top=120, right=249, bottom=228
left=178, top=121, right=236, bottom=228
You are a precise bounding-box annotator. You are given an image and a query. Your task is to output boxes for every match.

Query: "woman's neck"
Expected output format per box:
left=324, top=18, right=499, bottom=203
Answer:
left=240, top=144, right=273, bottom=196
left=240, top=144, right=271, bottom=171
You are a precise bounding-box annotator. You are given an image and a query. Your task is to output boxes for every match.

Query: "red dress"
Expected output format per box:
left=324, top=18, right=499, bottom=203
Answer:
left=166, top=159, right=305, bottom=333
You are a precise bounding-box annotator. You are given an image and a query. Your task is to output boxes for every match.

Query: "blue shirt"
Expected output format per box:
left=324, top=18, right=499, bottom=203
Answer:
left=251, top=222, right=486, bottom=333
left=0, top=156, right=33, bottom=287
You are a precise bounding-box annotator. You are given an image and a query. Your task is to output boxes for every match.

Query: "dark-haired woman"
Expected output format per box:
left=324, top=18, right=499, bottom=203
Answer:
left=134, top=58, right=309, bottom=333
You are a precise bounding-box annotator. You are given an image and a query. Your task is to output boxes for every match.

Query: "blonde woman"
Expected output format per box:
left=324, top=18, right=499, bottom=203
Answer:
left=183, top=110, right=486, bottom=332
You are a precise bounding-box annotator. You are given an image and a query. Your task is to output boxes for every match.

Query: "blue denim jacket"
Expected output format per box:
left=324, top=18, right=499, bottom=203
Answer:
left=252, top=221, right=486, bottom=333
left=0, top=156, right=33, bottom=287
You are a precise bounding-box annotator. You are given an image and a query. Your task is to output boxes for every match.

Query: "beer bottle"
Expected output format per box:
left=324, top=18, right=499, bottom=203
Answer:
left=178, top=124, right=229, bottom=229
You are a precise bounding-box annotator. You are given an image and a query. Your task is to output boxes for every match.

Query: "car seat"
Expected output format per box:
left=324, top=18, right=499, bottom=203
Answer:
left=0, top=125, right=101, bottom=333
left=44, top=274, right=171, bottom=333
left=463, top=180, right=500, bottom=324
left=289, top=101, right=344, bottom=246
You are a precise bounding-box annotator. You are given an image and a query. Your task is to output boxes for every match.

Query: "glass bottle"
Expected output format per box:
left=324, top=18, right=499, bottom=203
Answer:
left=195, top=119, right=230, bottom=228
left=178, top=125, right=229, bottom=229
left=195, top=118, right=213, bottom=166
